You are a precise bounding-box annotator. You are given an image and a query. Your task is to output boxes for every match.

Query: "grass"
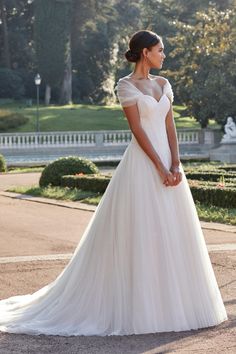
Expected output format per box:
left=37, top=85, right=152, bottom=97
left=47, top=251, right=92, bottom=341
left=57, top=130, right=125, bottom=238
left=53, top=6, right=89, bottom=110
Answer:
left=8, top=185, right=100, bottom=202
left=195, top=201, right=236, bottom=225
left=7, top=184, right=236, bottom=225
left=7, top=166, right=45, bottom=174
left=0, top=101, right=220, bottom=132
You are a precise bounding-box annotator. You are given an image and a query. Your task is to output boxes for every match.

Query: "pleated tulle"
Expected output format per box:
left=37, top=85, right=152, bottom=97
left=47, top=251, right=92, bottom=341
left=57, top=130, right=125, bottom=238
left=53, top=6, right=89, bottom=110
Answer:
left=0, top=94, right=228, bottom=336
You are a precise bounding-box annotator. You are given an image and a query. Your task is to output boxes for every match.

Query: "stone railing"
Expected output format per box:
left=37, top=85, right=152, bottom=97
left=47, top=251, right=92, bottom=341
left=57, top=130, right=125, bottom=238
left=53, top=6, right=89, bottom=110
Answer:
left=0, top=130, right=131, bottom=149
left=177, top=130, right=199, bottom=144
left=0, top=128, right=220, bottom=149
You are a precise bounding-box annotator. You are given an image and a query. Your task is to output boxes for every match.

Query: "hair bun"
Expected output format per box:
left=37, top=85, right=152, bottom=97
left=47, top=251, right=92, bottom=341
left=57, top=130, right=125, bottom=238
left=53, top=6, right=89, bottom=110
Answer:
left=125, top=49, right=140, bottom=63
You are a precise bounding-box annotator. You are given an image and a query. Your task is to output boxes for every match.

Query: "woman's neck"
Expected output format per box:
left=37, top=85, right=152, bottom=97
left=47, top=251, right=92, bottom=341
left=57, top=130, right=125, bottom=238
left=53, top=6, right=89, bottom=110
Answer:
left=130, top=63, right=151, bottom=80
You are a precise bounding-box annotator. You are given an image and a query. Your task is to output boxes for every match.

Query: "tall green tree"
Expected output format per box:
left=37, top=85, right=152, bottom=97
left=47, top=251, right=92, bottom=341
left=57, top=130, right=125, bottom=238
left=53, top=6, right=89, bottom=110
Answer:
left=0, top=0, right=34, bottom=70
left=34, top=0, right=72, bottom=104
left=0, top=0, right=10, bottom=68
left=166, top=6, right=236, bottom=127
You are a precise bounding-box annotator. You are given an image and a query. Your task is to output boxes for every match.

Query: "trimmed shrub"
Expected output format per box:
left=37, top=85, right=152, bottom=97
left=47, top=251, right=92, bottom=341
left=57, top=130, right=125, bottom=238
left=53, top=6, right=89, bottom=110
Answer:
left=218, top=165, right=236, bottom=172
left=0, top=109, right=29, bottom=132
left=185, top=171, right=236, bottom=182
left=188, top=180, right=236, bottom=208
left=0, top=154, right=7, bottom=172
left=39, top=156, right=99, bottom=187
left=61, top=174, right=111, bottom=193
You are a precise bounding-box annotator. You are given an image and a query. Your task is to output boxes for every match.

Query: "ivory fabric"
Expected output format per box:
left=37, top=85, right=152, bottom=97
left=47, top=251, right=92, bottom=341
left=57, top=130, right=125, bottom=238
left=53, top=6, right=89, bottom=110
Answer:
left=0, top=75, right=228, bottom=336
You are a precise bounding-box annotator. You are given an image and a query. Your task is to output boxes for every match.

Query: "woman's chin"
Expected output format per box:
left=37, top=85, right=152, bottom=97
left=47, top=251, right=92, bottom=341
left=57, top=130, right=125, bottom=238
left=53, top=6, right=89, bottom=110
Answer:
left=156, top=64, right=162, bottom=70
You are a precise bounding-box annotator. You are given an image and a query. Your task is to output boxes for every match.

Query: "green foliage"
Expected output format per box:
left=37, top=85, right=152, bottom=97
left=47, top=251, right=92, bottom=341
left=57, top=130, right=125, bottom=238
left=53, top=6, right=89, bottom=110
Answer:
left=8, top=184, right=97, bottom=202
left=0, top=109, right=28, bottom=131
left=166, top=6, right=236, bottom=127
left=195, top=201, right=236, bottom=225
left=34, top=0, right=72, bottom=88
left=189, top=182, right=236, bottom=208
left=62, top=162, right=236, bottom=209
left=61, top=174, right=111, bottom=193
left=1, top=0, right=235, bottom=108
left=0, top=153, right=7, bottom=172
left=185, top=171, right=236, bottom=182
left=0, top=103, right=207, bottom=133
left=218, top=165, right=236, bottom=172
left=39, top=156, right=99, bottom=187
left=0, top=68, right=25, bottom=99
left=0, top=1, right=34, bottom=69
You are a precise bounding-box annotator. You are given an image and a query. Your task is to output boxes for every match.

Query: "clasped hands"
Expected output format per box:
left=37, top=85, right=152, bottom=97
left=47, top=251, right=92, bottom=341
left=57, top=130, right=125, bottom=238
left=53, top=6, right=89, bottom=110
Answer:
left=162, top=165, right=182, bottom=187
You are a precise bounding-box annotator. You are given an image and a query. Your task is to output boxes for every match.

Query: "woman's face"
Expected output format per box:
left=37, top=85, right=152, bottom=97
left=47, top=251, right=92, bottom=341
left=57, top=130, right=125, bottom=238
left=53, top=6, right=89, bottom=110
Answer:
left=145, top=40, right=166, bottom=69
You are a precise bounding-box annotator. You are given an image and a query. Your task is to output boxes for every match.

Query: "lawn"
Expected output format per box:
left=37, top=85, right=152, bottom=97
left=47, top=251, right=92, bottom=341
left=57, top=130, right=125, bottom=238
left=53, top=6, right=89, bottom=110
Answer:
left=0, top=100, right=220, bottom=132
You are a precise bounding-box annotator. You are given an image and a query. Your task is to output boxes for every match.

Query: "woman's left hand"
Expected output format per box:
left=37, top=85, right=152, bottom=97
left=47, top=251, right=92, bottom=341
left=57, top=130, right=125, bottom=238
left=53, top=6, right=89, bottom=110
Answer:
left=170, top=165, right=182, bottom=186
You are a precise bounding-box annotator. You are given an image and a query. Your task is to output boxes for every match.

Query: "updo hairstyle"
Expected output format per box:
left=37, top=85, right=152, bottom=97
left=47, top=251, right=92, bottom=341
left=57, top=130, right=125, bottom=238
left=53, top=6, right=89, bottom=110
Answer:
left=125, top=30, right=161, bottom=63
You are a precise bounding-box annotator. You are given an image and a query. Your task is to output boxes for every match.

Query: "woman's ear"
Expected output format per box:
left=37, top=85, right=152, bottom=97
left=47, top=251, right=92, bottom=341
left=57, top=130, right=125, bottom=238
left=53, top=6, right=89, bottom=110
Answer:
left=142, top=48, right=148, bottom=58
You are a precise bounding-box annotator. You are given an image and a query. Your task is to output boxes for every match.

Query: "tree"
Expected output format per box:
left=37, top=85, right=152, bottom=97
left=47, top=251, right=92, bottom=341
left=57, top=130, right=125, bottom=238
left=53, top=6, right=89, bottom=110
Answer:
left=0, top=0, right=10, bottom=68
left=34, top=0, right=72, bottom=104
left=71, top=0, right=119, bottom=104
left=165, top=6, right=236, bottom=127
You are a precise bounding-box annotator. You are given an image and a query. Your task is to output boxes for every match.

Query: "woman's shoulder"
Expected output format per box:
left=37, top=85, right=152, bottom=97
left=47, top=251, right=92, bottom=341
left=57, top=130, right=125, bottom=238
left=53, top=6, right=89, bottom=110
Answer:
left=117, top=74, right=133, bottom=83
left=150, top=74, right=169, bottom=87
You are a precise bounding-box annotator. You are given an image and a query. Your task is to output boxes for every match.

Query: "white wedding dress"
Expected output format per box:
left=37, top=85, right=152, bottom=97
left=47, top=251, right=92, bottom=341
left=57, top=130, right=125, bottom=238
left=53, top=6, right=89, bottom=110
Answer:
left=0, top=74, right=228, bottom=336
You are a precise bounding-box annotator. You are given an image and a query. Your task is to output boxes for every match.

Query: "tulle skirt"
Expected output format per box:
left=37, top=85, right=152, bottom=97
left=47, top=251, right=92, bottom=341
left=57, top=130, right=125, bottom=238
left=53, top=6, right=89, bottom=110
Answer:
left=0, top=138, right=228, bottom=336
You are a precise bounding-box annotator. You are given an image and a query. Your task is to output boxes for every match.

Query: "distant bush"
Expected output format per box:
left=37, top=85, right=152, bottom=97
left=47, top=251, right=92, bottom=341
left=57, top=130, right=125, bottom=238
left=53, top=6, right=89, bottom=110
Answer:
left=0, top=109, right=29, bottom=132
left=0, top=68, right=25, bottom=99
left=39, top=156, right=99, bottom=187
left=0, top=154, right=7, bottom=172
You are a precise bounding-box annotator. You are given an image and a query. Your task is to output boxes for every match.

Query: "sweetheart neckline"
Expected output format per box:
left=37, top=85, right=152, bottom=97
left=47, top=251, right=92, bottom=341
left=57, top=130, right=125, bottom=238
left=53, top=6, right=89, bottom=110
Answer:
left=139, top=93, right=167, bottom=104
left=124, top=77, right=167, bottom=103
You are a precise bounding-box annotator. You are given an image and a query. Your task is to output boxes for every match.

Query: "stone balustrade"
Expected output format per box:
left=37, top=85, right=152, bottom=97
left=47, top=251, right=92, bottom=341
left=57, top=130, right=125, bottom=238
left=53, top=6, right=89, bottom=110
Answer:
left=0, top=131, right=131, bottom=149
left=0, top=129, right=217, bottom=149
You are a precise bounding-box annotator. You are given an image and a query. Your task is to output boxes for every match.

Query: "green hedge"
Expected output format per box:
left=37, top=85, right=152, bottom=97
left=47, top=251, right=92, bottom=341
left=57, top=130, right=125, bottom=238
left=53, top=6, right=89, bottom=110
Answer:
left=61, top=174, right=110, bottom=193
left=218, top=165, right=236, bottom=172
left=0, top=154, right=6, bottom=172
left=190, top=179, right=236, bottom=187
left=185, top=171, right=236, bottom=181
left=39, top=156, right=99, bottom=187
left=183, top=164, right=236, bottom=172
left=62, top=173, right=236, bottom=208
left=189, top=184, right=236, bottom=208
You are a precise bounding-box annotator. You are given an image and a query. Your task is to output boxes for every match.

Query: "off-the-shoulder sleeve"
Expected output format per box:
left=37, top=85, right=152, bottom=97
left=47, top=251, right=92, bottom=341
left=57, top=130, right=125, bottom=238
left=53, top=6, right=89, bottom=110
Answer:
left=163, top=80, right=174, bottom=103
left=114, top=79, right=141, bottom=107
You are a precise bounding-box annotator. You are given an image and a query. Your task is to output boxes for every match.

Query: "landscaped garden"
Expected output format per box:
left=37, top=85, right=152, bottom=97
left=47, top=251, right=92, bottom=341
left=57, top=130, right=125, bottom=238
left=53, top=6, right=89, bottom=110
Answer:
left=1, top=155, right=235, bottom=226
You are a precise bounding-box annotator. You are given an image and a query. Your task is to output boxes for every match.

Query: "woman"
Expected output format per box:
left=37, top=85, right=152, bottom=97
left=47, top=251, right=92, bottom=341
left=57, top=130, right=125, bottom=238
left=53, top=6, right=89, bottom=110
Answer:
left=0, top=30, right=228, bottom=336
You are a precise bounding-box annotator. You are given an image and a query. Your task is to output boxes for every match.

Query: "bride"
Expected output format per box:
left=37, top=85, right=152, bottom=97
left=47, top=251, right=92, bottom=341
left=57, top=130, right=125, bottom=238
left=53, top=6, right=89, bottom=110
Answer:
left=0, top=30, right=228, bottom=336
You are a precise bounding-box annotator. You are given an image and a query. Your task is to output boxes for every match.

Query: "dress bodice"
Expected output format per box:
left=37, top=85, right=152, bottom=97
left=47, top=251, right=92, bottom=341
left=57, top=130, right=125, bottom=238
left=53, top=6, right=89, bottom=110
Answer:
left=115, top=74, right=173, bottom=136
left=115, top=74, right=174, bottom=109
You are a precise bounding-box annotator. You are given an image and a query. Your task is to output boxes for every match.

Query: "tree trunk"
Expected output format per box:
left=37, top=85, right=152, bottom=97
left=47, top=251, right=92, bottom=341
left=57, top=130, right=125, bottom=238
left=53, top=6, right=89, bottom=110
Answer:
left=45, top=84, right=51, bottom=105
left=0, top=0, right=11, bottom=68
left=59, top=41, right=72, bottom=105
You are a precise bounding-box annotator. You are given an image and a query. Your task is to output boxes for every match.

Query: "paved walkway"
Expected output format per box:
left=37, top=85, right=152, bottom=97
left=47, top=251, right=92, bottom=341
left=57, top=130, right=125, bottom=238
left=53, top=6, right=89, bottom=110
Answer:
left=0, top=172, right=235, bottom=353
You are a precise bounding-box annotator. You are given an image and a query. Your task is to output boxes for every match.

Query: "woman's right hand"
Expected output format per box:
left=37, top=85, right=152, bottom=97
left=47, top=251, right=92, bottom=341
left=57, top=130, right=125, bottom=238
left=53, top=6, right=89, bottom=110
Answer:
left=158, top=165, right=175, bottom=187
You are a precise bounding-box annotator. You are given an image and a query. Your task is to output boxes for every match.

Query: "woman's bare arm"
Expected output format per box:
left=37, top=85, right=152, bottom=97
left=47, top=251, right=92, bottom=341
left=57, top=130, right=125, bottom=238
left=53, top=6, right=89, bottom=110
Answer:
left=165, top=105, right=180, bottom=167
left=123, top=104, right=174, bottom=185
left=165, top=104, right=182, bottom=185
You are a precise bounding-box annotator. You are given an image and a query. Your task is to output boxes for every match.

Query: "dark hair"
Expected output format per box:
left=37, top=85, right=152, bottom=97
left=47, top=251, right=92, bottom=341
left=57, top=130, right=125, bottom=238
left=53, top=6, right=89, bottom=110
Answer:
left=125, top=30, right=161, bottom=63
